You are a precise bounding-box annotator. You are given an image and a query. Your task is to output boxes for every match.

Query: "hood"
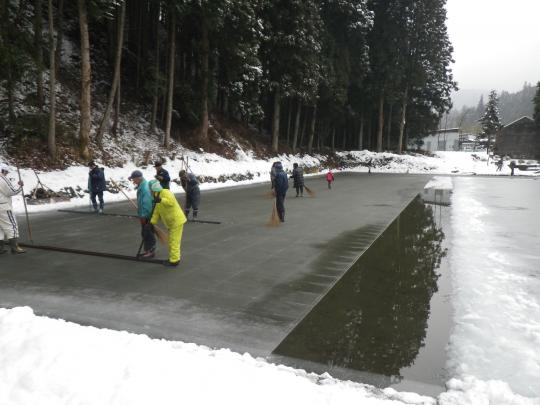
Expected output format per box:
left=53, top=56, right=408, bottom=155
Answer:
left=274, top=162, right=284, bottom=172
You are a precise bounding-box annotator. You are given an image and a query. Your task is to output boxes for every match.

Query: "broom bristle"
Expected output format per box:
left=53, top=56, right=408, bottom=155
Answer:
left=154, top=225, right=169, bottom=244
left=305, top=186, right=315, bottom=197
left=266, top=202, right=281, bottom=227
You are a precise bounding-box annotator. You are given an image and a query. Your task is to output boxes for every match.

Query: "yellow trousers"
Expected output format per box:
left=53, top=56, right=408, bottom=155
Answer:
left=168, top=224, right=184, bottom=263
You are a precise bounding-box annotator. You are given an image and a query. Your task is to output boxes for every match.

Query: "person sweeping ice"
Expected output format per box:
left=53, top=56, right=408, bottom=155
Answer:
left=148, top=180, right=187, bottom=267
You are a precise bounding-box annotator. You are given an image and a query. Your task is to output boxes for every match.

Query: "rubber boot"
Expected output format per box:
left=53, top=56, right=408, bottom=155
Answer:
left=0, top=240, right=7, bottom=255
left=9, top=238, right=26, bottom=254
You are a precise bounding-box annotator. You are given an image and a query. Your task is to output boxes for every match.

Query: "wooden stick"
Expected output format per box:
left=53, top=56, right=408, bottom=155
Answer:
left=16, top=165, right=33, bottom=243
left=109, top=178, right=138, bottom=210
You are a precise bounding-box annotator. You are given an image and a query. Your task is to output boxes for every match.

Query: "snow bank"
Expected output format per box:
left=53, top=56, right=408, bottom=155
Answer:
left=2, top=150, right=538, bottom=215
left=446, top=177, right=540, bottom=402
left=424, top=176, right=453, bottom=190
left=0, top=307, right=435, bottom=405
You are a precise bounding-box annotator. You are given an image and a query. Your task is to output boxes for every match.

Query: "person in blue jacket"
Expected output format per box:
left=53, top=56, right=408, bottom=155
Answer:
left=88, top=161, right=106, bottom=213
left=273, top=162, right=289, bottom=222
left=129, top=170, right=156, bottom=258
left=154, top=161, right=171, bottom=189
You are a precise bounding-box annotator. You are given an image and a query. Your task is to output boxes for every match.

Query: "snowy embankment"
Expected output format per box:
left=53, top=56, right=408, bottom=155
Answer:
left=438, top=177, right=540, bottom=405
left=2, top=149, right=538, bottom=215
left=0, top=307, right=434, bottom=405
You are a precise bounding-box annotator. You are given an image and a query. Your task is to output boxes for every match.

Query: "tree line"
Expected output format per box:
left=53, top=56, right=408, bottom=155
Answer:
left=0, top=0, right=456, bottom=160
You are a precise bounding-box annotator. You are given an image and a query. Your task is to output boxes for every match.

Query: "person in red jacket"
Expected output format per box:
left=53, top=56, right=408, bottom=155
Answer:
left=326, top=170, right=335, bottom=189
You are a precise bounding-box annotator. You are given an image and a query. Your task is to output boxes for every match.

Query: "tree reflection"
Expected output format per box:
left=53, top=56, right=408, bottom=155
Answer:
left=274, top=197, right=446, bottom=380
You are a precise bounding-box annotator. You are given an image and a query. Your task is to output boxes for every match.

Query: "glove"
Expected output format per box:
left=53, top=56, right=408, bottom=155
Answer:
left=154, top=197, right=161, bottom=203
left=156, top=175, right=163, bottom=181
left=139, top=217, right=148, bottom=225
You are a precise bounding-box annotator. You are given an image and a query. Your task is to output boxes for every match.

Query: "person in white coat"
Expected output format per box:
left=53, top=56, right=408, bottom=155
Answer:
left=0, top=165, right=26, bottom=254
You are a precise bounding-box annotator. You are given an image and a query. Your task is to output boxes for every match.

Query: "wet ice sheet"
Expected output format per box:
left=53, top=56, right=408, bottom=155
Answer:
left=446, top=177, right=540, bottom=399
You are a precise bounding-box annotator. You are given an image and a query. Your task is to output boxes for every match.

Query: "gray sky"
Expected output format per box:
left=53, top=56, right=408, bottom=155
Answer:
left=445, top=0, right=540, bottom=93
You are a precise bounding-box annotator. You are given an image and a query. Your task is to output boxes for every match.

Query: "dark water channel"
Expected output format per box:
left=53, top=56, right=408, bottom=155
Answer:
left=271, top=192, right=452, bottom=396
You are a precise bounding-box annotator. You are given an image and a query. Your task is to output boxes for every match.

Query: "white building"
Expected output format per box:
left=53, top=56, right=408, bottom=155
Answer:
left=412, top=128, right=478, bottom=152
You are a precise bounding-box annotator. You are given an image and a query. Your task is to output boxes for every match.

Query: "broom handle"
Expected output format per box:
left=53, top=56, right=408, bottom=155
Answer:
left=110, top=178, right=138, bottom=210
left=16, top=165, right=33, bottom=243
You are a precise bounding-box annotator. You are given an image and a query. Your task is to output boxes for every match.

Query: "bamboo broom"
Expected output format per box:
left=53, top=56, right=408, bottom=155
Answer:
left=266, top=200, right=281, bottom=227
left=304, top=185, right=315, bottom=197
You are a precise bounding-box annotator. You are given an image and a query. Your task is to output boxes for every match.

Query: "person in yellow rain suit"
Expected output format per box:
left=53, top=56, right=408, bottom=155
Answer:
left=148, top=180, right=187, bottom=267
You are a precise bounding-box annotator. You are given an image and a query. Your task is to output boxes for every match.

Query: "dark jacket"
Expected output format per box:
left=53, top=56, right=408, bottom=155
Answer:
left=291, top=167, right=304, bottom=188
left=182, top=172, right=200, bottom=196
left=155, top=168, right=171, bottom=189
left=273, top=162, right=289, bottom=196
left=88, top=167, right=106, bottom=193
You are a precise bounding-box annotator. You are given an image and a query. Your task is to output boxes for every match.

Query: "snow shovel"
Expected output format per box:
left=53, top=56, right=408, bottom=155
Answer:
left=266, top=200, right=281, bottom=227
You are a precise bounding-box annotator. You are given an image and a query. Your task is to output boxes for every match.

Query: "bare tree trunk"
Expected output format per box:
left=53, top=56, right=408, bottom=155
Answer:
left=331, top=127, right=335, bottom=152
left=307, top=104, right=317, bottom=154
left=54, top=0, right=63, bottom=76
left=271, top=88, right=281, bottom=152
left=341, top=126, right=347, bottom=150
left=112, top=77, right=121, bottom=137
left=398, top=88, right=408, bottom=154
left=96, top=1, right=125, bottom=148
left=376, top=92, right=384, bottom=152
left=78, top=0, right=91, bottom=160
left=47, top=0, right=56, bottom=160
left=163, top=9, right=176, bottom=148
left=286, top=98, right=292, bottom=146
left=150, top=5, right=160, bottom=133
left=198, top=14, right=209, bottom=143
left=386, top=103, right=393, bottom=151
left=358, top=113, right=364, bottom=150
left=34, top=0, right=44, bottom=111
left=292, top=98, right=301, bottom=153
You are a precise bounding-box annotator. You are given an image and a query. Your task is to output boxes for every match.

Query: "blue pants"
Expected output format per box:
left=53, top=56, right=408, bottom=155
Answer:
left=90, top=191, right=104, bottom=210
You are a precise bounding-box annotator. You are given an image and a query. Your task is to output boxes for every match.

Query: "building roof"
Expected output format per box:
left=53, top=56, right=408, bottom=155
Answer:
left=504, top=116, right=534, bottom=128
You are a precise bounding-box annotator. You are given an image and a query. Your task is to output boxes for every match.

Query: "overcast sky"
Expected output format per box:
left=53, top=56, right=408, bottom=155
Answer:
left=445, top=0, right=540, bottom=93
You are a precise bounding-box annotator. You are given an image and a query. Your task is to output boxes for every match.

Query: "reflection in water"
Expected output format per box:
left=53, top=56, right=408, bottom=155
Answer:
left=274, top=196, right=446, bottom=384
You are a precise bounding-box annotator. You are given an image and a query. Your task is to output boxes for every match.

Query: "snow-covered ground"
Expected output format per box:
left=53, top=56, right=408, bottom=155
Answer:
left=1, top=149, right=538, bottom=214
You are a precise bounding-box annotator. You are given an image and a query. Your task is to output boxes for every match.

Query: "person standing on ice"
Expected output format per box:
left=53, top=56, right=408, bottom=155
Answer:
left=129, top=170, right=156, bottom=259
left=290, top=163, right=304, bottom=197
left=179, top=169, right=200, bottom=219
left=326, top=169, right=335, bottom=189
left=148, top=180, right=187, bottom=267
left=273, top=162, right=288, bottom=222
left=0, top=165, right=26, bottom=254
left=270, top=161, right=279, bottom=190
left=88, top=161, right=106, bottom=213
left=153, top=161, right=171, bottom=189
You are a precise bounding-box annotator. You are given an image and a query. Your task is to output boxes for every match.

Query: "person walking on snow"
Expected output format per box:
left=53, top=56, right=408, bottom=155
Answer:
left=273, top=162, right=288, bottom=222
left=154, top=161, right=171, bottom=189
left=179, top=169, right=200, bottom=219
left=0, top=165, right=26, bottom=254
left=148, top=180, right=187, bottom=267
left=290, top=163, right=305, bottom=197
left=88, top=161, right=106, bottom=213
left=129, top=170, right=156, bottom=259
left=326, top=170, right=335, bottom=189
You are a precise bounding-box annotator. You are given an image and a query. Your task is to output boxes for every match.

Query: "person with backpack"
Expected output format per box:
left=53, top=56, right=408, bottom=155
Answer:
left=88, top=161, right=106, bottom=213
left=290, top=163, right=305, bottom=197
left=273, top=162, right=289, bottom=222
left=326, top=170, right=335, bottom=189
